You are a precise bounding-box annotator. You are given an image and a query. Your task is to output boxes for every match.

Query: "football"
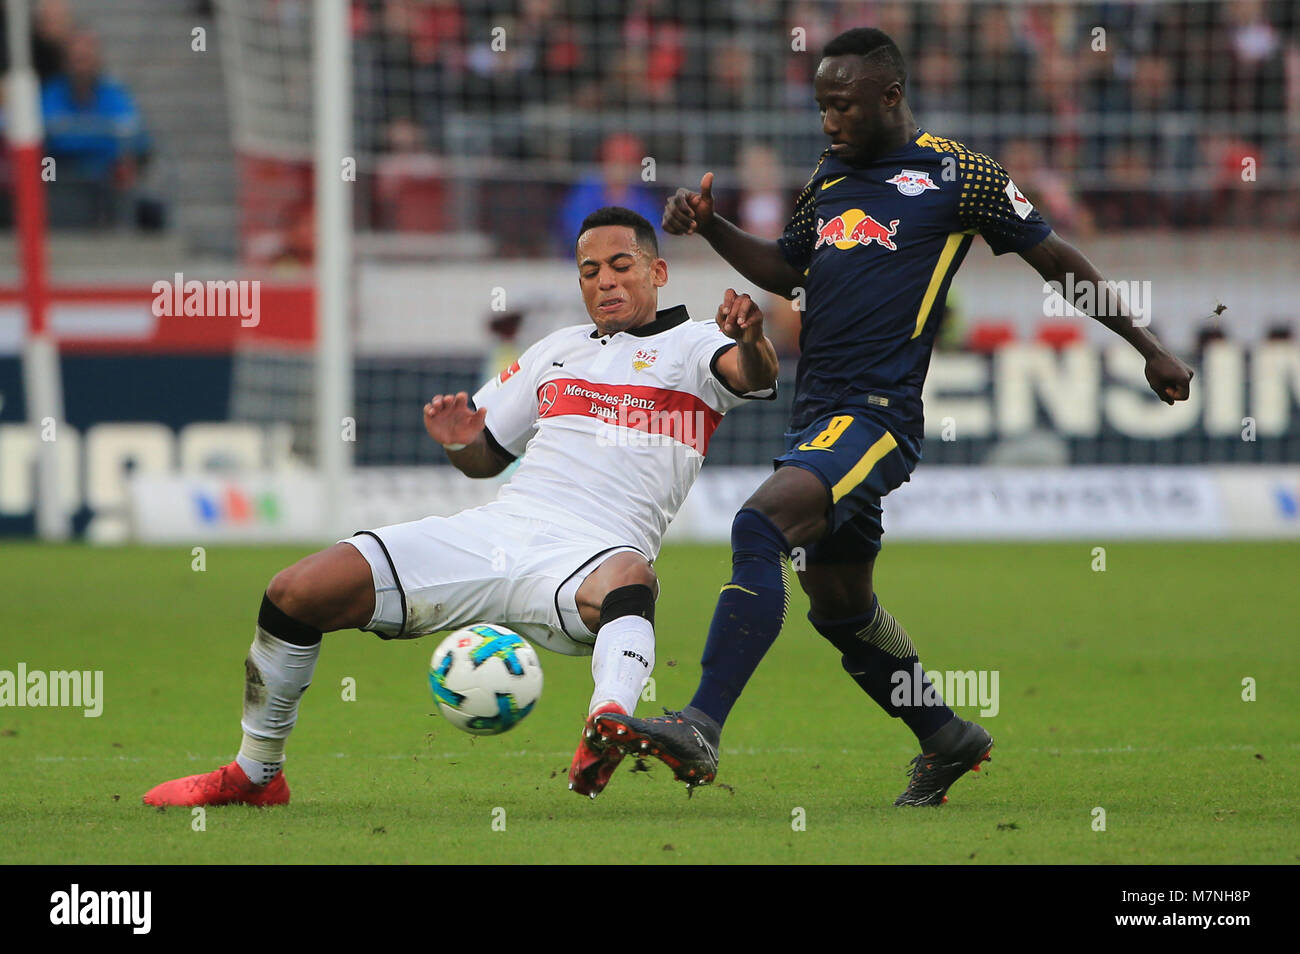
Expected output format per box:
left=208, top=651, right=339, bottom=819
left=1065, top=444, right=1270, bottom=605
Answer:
left=428, top=624, right=543, bottom=735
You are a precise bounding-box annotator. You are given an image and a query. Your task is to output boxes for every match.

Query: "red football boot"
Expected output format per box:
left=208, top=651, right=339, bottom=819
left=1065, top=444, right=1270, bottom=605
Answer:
left=567, top=702, right=627, bottom=799
left=142, top=761, right=289, bottom=807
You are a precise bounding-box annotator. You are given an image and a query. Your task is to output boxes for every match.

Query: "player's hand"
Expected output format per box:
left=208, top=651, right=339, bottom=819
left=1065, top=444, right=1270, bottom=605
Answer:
left=423, top=392, right=487, bottom=446
left=715, top=288, right=763, bottom=343
left=1144, top=350, right=1193, bottom=405
left=663, top=172, right=715, bottom=237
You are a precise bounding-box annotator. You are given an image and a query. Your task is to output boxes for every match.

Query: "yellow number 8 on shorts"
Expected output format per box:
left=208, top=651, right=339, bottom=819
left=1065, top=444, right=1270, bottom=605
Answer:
left=797, top=414, right=854, bottom=451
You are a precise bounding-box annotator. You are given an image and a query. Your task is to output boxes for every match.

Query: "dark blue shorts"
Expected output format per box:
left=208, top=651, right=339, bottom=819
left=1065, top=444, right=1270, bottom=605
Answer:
left=775, top=407, right=921, bottom=564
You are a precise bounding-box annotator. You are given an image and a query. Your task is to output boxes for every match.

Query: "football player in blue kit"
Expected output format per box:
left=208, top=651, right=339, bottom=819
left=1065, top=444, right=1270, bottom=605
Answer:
left=593, top=27, right=1193, bottom=805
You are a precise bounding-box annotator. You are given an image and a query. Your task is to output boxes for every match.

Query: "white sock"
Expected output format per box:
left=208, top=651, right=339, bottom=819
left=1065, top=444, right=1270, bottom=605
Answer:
left=589, top=615, right=655, bottom=716
left=236, top=625, right=320, bottom=785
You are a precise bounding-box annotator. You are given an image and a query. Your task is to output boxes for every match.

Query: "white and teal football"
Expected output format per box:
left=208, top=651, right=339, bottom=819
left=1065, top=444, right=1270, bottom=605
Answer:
left=428, top=624, right=543, bottom=735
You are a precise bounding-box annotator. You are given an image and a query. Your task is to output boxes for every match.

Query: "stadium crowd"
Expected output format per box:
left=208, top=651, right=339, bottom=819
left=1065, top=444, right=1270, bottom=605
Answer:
left=0, top=0, right=153, bottom=229
left=3, top=1, right=1296, bottom=245
left=344, top=0, right=1299, bottom=244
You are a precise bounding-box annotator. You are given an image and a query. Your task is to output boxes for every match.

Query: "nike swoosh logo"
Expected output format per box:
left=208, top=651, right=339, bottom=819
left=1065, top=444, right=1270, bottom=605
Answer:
left=552, top=361, right=564, bottom=367
left=821, top=176, right=847, bottom=191
left=720, top=584, right=758, bottom=596
left=795, top=443, right=834, bottom=452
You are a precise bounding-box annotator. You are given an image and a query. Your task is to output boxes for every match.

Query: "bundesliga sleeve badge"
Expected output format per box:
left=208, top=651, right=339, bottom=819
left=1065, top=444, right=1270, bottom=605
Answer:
left=1004, top=179, right=1035, bottom=219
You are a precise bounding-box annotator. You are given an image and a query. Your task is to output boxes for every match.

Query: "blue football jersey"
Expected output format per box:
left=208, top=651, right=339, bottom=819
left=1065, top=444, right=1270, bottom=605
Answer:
left=777, top=129, right=1052, bottom=435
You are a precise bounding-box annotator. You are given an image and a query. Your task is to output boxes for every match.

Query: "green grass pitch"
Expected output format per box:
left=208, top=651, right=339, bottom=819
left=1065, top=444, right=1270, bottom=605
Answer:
left=0, top=540, right=1296, bottom=864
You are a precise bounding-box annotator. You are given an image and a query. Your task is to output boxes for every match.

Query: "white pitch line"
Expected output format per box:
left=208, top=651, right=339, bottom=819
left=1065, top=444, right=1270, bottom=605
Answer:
left=23, top=742, right=1294, bottom=764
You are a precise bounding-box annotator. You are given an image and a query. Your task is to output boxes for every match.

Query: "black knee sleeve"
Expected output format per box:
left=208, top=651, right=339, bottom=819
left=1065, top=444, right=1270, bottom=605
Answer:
left=258, top=592, right=323, bottom=646
left=599, top=584, right=655, bottom=628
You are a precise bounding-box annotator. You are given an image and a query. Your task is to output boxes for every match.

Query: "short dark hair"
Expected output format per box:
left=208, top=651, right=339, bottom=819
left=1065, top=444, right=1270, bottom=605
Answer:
left=823, top=27, right=907, bottom=88
left=576, top=206, right=659, bottom=256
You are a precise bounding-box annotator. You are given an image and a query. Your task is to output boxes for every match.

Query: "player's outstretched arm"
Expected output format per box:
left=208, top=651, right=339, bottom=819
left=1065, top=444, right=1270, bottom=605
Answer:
left=1020, top=232, right=1193, bottom=405
left=664, top=172, right=805, bottom=299
left=713, top=289, right=779, bottom=394
left=423, top=392, right=512, bottom=477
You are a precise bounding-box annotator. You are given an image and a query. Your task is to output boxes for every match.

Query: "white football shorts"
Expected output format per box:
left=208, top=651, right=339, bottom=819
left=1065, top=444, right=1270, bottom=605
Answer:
left=341, top=502, right=644, bottom=656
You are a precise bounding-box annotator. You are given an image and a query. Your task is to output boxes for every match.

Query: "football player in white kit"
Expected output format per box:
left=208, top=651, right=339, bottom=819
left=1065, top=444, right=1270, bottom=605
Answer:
left=143, top=207, right=779, bottom=806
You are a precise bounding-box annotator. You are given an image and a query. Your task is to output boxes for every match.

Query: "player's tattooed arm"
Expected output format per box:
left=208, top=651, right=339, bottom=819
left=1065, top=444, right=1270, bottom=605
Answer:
left=1020, top=232, right=1193, bottom=405
left=713, top=289, right=779, bottom=393
left=663, top=172, right=805, bottom=299
left=423, top=392, right=513, bottom=477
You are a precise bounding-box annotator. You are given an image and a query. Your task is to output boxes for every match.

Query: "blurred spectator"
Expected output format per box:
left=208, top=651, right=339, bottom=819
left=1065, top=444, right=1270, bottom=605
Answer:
left=708, top=41, right=751, bottom=112
left=911, top=46, right=965, bottom=116
left=782, top=0, right=837, bottom=107
left=574, top=15, right=684, bottom=118
left=465, top=15, right=537, bottom=115
left=1205, top=134, right=1265, bottom=226
left=697, top=41, right=753, bottom=166
left=1129, top=52, right=1201, bottom=182
left=624, top=0, right=685, bottom=105
left=966, top=5, right=1043, bottom=118
left=737, top=142, right=799, bottom=358
left=1001, top=137, right=1095, bottom=238
left=556, top=133, right=661, bottom=255
left=1077, top=41, right=1132, bottom=173
left=373, top=117, right=446, bottom=232
left=517, top=0, right=582, bottom=102
left=1087, top=142, right=1177, bottom=228
left=912, top=0, right=973, bottom=59
left=1131, top=51, right=1176, bottom=111
left=32, top=0, right=75, bottom=81
left=41, top=32, right=149, bottom=228
left=873, top=2, right=913, bottom=50
left=1225, top=0, right=1287, bottom=117
left=405, top=0, right=467, bottom=68
left=575, top=48, right=651, bottom=112
left=353, top=0, right=464, bottom=154
left=333, top=0, right=1298, bottom=241
left=735, top=143, right=785, bottom=240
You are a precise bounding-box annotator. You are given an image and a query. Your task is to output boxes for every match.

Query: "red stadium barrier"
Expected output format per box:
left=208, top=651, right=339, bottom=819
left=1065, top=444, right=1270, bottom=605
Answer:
left=0, top=283, right=315, bottom=353
left=1035, top=321, right=1085, bottom=350
left=967, top=321, right=1018, bottom=353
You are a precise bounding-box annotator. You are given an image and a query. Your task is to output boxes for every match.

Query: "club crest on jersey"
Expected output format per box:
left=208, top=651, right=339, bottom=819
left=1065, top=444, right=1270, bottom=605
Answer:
left=632, top=347, right=658, bottom=372
left=814, top=210, right=899, bottom=251
left=498, top=360, right=521, bottom=383
left=886, top=169, right=939, bottom=196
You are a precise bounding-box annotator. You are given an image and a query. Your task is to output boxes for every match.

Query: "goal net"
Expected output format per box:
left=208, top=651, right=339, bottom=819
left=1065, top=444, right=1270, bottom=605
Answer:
left=212, top=0, right=1298, bottom=506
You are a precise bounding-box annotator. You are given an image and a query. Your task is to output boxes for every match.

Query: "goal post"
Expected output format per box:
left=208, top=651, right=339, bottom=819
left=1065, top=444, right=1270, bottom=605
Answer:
left=216, top=0, right=353, bottom=538
left=5, top=0, right=68, bottom=540
left=313, top=0, right=354, bottom=537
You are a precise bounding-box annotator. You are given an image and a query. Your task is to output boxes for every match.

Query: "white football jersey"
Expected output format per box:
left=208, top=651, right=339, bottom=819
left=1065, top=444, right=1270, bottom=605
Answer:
left=471, top=305, right=775, bottom=558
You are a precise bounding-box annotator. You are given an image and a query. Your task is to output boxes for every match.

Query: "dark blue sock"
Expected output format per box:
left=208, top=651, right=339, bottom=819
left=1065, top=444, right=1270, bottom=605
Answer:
left=810, top=597, right=954, bottom=742
left=688, top=508, right=791, bottom=727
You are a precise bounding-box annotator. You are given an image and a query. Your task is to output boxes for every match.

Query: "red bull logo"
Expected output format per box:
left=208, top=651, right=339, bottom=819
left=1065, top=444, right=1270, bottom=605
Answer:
left=814, top=209, right=900, bottom=251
